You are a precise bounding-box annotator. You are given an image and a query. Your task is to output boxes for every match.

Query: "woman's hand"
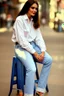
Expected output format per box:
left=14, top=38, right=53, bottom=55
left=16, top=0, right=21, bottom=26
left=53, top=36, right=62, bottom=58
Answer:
left=39, top=51, right=45, bottom=60
left=33, top=52, right=45, bottom=62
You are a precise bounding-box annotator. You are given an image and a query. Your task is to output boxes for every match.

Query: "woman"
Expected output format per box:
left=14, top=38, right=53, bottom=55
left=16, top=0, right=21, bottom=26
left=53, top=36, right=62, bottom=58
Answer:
left=12, top=0, right=52, bottom=96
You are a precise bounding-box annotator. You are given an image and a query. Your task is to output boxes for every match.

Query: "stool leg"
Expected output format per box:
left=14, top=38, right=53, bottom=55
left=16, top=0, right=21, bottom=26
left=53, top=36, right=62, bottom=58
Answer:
left=17, top=58, right=25, bottom=93
left=8, top=57, right=17, bottom=96
left=46, top=84, right=49, bottom=92
left=35, top=63, right=39, bottom=80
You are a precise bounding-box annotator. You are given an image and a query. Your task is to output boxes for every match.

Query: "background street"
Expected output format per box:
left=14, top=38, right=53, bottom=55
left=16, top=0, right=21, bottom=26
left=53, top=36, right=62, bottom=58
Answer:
left=0, top=26, right=64, bottom=96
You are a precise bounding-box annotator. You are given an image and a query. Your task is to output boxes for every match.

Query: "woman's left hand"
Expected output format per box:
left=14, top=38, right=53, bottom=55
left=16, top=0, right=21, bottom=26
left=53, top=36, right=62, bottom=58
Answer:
left=39, top=51, right=45, bottom=61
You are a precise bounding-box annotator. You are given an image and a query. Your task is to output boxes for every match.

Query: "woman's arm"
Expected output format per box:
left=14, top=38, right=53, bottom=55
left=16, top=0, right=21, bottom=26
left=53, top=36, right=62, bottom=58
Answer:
left=35, top=28, right=46, bottom=52
left=13, top=18, right=36, bottom=54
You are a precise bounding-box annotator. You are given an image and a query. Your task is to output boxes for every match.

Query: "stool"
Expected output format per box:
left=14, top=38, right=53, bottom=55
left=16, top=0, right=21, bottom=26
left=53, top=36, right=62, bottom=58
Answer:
left=8, top=56, right=49, bottom=96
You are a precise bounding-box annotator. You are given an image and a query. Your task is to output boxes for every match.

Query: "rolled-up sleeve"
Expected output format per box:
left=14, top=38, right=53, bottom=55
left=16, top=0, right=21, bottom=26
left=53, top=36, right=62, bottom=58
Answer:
left=13, top=19, right=36, bottom=54
left=35, top=28, right=46, bottom=52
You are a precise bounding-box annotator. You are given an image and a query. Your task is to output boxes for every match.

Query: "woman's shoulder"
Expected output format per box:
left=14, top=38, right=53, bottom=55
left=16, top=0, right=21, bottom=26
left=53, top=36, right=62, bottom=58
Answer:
left=16, top=15, right=25, bottom=21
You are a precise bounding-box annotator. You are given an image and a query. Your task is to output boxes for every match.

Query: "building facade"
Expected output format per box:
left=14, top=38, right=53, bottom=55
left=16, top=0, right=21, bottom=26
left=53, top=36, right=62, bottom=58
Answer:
left=49, top=0, right=64, bottom=32
left=0, top=0, right=26, bottom=28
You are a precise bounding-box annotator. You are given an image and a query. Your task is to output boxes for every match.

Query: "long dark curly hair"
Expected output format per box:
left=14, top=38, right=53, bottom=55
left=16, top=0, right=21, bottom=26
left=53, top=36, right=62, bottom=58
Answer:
left=17, top=0, right=40, bottom=29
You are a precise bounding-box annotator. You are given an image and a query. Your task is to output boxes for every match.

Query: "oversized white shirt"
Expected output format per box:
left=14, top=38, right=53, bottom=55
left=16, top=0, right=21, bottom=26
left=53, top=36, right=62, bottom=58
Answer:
left=12, top=14, right=46, bottom=54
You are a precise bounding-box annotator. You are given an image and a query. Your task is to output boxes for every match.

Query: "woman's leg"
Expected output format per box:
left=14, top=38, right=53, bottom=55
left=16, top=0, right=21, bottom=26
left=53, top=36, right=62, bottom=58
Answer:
left=15, top=45, right=36, bottom=96
left=36, top=52, right=53, bottom=93
left=30, top=42, right=53, bottom=94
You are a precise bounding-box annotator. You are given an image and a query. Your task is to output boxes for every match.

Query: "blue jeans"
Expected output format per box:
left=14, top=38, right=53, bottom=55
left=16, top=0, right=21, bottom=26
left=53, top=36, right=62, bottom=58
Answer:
left=15, top=42, right=52, bottom=96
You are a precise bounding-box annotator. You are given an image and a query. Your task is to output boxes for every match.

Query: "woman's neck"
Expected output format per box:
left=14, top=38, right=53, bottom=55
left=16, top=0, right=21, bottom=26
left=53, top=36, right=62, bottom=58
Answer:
left=27, top=13, right=31, bottom=20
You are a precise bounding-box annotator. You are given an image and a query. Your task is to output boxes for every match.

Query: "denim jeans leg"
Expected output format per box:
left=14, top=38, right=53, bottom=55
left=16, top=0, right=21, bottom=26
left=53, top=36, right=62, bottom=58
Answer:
left=15, top=45, right=36, bottom=96
left=30, top=42, right=53, bottom=93
left=36, top=52, right=53, bottom=93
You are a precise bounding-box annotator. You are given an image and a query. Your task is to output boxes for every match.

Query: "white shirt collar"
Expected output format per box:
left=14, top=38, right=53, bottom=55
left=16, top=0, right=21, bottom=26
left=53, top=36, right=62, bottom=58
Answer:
left=23, top=14, right=33, bottom=21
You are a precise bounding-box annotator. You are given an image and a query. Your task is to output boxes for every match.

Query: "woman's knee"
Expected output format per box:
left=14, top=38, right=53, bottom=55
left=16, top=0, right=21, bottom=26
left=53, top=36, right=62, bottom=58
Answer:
left=47, top=55, right=53, bottom=64
left=44, top=54, right=53, bottom=65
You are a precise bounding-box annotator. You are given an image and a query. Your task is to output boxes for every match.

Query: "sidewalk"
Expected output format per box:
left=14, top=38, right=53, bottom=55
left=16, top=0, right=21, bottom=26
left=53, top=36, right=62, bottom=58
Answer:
left=40, top=25, right=64, bottom=37
left=0, top=25, right=64, bottom=33
left=0, top=26, right=64, bottom=38
left=0, top=25, right=64, bottom=96
left=0, top=25, right=52, bottom=32
left=0, top=27, right=7, bottom=33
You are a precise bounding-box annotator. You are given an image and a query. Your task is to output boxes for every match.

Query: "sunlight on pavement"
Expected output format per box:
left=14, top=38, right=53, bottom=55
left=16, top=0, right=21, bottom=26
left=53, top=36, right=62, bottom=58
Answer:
left=0, top=27, right=7, bottom=33
left=0, top=27, right=13, bottom=33
left=52, top=55, right=64, bottom=61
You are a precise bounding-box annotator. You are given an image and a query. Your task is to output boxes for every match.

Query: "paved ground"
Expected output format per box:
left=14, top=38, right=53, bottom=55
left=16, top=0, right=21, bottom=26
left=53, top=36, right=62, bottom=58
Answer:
left=0, top=26, right=64, bottom=96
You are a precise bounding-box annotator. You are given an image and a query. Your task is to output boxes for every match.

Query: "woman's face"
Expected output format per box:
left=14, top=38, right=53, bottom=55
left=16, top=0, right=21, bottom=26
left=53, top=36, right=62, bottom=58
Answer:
left=28, top=3, right=38, bottom=17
